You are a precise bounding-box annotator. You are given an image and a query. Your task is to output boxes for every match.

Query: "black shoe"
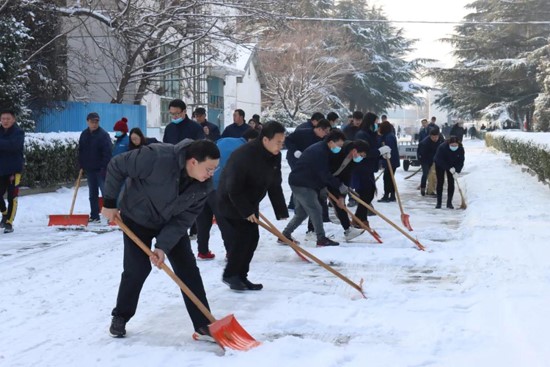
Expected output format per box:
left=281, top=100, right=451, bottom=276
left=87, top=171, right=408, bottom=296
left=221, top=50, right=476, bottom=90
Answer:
left=347, top=199, right=357, bottom=208
left=109, top=316, right=127, bottom=337
left=3, top=223, right=13, bottom=233
left=278, top=233, right=300, bottom=245
left=447, top=203, right=454, bottom=209
left=222, top=276, right=247, bottom=291
left=421, top=188, right=425, bottom=196
left=388, top=194, right=396, bottom=202
left=241, top=278, right=263, bottom=290
left=435, top=203, right=442, bottom=209
left=316, top=236, right=339, bottom=247
left=377, top=196, right=390, bottom=203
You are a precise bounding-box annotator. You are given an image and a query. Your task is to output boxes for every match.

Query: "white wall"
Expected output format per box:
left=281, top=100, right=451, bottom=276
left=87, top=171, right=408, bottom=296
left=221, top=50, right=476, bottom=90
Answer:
left=236, top=61, right=262, bottom=121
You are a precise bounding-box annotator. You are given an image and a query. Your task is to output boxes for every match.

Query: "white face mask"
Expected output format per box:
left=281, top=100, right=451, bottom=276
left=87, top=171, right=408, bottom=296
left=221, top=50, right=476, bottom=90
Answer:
left=449, top=145, right=459, bottom=152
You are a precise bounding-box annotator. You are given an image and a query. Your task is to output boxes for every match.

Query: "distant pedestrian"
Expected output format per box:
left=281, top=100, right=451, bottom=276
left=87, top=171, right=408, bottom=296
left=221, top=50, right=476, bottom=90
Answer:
left=112, top=117, right=130, bottom=157
left=78, top=112, right=112, bottom=223
left=0, top=110, right=24, bottom=234
left=434, top=136, right=465, bottom=209
left=221, top=109, right=252, bottom=138
left=194, top=107, right=220, bottom=141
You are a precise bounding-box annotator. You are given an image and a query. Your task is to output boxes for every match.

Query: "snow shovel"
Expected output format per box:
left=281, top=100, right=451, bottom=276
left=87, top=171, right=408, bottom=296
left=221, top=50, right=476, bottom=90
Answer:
left=48, top=169, right=89, bottom=226
left=454, top=174, right=467, bottom=209
left=404, top=167, right=422, bottom=180
left=258, top=213, right=366, bottom=298
left=326, top=192, right=382, bottom=244
left=385, top=157, right=413, bottom=231
left=375, top=170, right=384, bottom=182
left=349, top=190, right=425, bottom=251
left=114, top=217, right=260, bottom=351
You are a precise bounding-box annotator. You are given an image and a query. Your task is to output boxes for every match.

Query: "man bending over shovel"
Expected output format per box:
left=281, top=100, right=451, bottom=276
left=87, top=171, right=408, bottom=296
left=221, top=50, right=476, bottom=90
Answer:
left=102, top=139, right=220, bottom=340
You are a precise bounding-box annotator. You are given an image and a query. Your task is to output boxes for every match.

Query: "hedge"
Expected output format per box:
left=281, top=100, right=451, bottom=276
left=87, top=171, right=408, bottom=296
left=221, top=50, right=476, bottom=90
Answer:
left=485, top=132, right=550, bottom=184
left=22, top=133, right=81, bottom=188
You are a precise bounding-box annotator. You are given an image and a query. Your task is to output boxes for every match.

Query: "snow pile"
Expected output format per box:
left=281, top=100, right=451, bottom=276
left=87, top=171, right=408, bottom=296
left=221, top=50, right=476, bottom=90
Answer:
left=488, top=131, right=550, bottom=151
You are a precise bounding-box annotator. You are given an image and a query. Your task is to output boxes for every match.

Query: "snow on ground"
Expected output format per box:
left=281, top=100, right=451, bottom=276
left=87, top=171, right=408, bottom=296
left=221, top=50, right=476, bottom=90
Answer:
left=1, top=138, right=550, bottom=366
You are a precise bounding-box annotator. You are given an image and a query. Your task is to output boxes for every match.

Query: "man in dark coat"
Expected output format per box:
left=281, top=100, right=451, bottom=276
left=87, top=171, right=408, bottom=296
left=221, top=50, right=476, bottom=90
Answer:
left=296, top=112, right=325, bottom=130
left=343, top=111, right=363, bottom=140
left=194, top=107, right=220, bottom=141
left=101, top=139, right=220, bottom=340
left=79, top=112, right=113, bottom=222
left=0, top=110, right=24, bottom=233
left=217, top=121, right=289, bottom=291
left=450, top=122, right=465, bottom=142
left=163, top=99, right=205, bottom=144
left=285, top=119, right=331, bottom=170
left=221, top=109, right=252, bottom=138
left=417, top=127, right=444, bottom=196
left=434, top=136, right=465, bottom=209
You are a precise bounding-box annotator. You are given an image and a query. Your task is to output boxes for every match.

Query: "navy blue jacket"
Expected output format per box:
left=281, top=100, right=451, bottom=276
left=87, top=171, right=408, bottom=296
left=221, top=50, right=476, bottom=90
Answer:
left=163, top=116, right=204, bottom=144
left=352, top=129, right=379, bottom=190
left=285, top=128, right=322, bottom=170
left=378, top=132, right=400, bottom=169
left=417, top=135, right=444, bottom=165
left=289, top=141, right=341, bottom=192
left=0, top=123, right=25, bottom=175
left=79, top=127, right=112, bottom=171
left=418, top=127, right=429, bottom=142
left=296, top=120, right=314, bottom=130
left=449, top=123, right=465, bottom=142
left=434, top=142, right=465, bottom=173
left=343, top=124, right=360, bottom=140
left=200, top=120, right=221, bottom=141
left=221, top=122, right=252, bottom=138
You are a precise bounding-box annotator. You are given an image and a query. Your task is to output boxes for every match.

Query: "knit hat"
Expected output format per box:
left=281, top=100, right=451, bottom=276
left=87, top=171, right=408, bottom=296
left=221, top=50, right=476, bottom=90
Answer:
left=113, top=117, right=128, bottom=134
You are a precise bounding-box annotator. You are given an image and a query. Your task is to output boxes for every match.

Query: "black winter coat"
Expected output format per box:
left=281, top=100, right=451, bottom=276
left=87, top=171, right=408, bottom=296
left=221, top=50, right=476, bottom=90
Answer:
left=434, top=142, right=465, bottom=173
left=289, top=141, right=341, bottom=192
left=221, top=122, right=252, bottom=138
left=217, top=139, right=288, bottom=220
left=449, top=124, right=465, bottom=142
left=200, top=120, right=221, bottom=141
left=417, top=135, right=445, bottom=165
left=285, top=128, right=322, bottom=170
left=163, top=116, right=205, bottom=144
left=378, top=132, right=400, bottom=169
left=78, top=127, right=112, bottom=172
left=0, top=123, right=24, bottom=175
left=103, top=139, right=211, bottom=253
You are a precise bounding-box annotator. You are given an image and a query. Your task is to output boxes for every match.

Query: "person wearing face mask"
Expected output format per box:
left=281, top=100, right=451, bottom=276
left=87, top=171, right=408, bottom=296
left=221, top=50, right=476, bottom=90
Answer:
left=281, top=130, right=348, bottom=248
left=417, top=127, right=444, bottom=196
left=163, top=99, right=205, bottom=144
left=112, top=117, right=130, bottom=157
left=433, top=136, right=465, bottom=209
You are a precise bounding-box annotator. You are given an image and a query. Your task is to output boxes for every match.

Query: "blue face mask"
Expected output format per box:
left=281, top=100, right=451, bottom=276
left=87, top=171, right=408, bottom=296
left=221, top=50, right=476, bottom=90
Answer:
left=330, top=146, right=342, bottom=154
left=449, top=145, right=459, bottom=152
left=373, top=123, right=378, bottom=131
left=353, top=155, right=364, bottom=163
left=115, top=131, right=123, bottom=138
left=171, top=117, right=184, bottom=124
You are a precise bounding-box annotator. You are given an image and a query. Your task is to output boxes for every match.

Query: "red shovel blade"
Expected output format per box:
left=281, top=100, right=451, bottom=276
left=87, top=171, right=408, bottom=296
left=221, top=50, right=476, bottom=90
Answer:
left=48, top=214, right=89, bottom=226
left=208, top=314, right=261, bottom=351
left=401, top=213, right=413, bottom=231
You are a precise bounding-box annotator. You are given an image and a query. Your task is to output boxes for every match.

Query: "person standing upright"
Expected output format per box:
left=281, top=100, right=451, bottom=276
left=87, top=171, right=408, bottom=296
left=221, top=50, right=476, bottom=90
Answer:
left=0, top=110, right=24, bottom=234
left=377, top=121, right=400, bottom=203
left=163, top=99, right=205, bottom=144
left=79, top=112, right=112, bottom=223
left=217, top=121, right=289, bottom=291
left=194, top=107, right=220, bottom=141
left=221, top=109, right=252, bottom=138
left=343, top=111, right=363, bottom=140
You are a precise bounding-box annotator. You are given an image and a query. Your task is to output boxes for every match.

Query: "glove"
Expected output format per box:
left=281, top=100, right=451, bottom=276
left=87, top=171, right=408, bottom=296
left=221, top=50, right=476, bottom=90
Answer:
left=378, top=146, right=391, bottom=158
left=449, top=167, right=456, bottom=174
left=383, top=153, right=391, bottom=159
left=294, top=150, right=302, bottom=159
left=339, top=183, right=349, bottom=195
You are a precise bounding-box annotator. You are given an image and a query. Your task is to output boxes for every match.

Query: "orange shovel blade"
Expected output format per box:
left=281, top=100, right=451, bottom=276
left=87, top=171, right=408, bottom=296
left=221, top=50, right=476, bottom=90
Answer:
left=48, top=214, right=89, bottom=226
left=401, top=213, right=413, bottom=231
left=208, top=314, right=261, bottom=351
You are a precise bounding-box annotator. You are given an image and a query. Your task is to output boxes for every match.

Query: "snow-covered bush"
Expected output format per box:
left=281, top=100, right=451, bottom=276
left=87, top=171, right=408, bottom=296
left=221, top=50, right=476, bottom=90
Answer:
left=485, top=132, right=550, bottom=184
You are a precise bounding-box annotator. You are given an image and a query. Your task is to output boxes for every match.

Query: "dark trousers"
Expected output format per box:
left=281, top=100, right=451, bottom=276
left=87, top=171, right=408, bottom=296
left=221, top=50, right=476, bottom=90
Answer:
left=0, top=174, right=20, bottom=224
left=354, top=173, right=376, bottom=221
left=86, top=170, right=105, bottom=220
left=196, top=190, right=232, bottom=255
left=383, top=166, right=398, bottom=197
left=436, top=166, right=455, bottom=204
left=112, top=215, right=211, bottom=331
left=332, top=197, right=351, bottom=230
left=222, top=216, right=259, bottom=280
left=420, top=162, right=432, bottom=189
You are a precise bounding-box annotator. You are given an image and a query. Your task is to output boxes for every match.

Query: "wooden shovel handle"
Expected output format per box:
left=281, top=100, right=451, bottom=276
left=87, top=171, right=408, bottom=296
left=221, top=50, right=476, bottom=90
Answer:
left=69, top=169, right=83, bottom=215
left=114, top=217, right=216, bottom=323
left=385, top=157, right=405, bottom=214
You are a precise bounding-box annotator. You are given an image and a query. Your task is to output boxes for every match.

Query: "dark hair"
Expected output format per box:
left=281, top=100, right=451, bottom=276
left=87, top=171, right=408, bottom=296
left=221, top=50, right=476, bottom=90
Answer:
left=243, top=128, right=260, bottom=141
left=260, top=121, right=286, bottom=139
left=448, top=136, right=460, bottom=144
left=381, top=114, right=388, bottom=120
left=129, top=127, right=146, bottom=149
left=379, top=121, right=393, bottom=135
left=252, top=114, right=260, bottom=123
left=194, top=107, right=206, bottom=116
left=235, top=109, right=245, bottom=119
left=186, top=140, right=220, bottom=162
left=351, top=139, right=370, bottom=153
left=352, top=111, right=364, bottom=120
left=429, top=127, right=440, bottom=136
left=0, top=110, right=16, bottom=118
left=359, top=112, right=378, bottom=131
left=327, top=111, right=339, bottom=122
left=311, top=112, right=325, bottom=122
left=324, top=129, right=346, bottom=143
left=315, top=119, right=332, bottom=130
left=169, top=99, right=186, bottom=111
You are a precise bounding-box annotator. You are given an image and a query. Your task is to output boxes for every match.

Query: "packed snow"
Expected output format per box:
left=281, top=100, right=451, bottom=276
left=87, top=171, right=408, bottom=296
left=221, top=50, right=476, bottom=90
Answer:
left=2, top=138, right=550, bottom=366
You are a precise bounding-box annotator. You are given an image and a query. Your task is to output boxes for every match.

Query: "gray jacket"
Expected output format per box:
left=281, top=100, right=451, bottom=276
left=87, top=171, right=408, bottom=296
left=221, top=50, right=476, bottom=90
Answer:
left=103, top=139, right=212, bottom=253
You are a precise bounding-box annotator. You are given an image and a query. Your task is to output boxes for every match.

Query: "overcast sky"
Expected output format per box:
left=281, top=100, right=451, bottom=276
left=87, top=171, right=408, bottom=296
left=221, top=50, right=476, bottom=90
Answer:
left=370, top=0, right=472, bottom=66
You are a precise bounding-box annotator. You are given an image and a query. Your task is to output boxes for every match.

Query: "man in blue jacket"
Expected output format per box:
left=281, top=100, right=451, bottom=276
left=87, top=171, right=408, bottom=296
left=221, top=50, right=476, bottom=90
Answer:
left=194, top=107, right=220, bottom=141
left=295, top=112, right=324, bottom=130
left=79, top=112, right=112, bottom=222
left=221, top=109, right=252, bottom=138
left=0, top=110, right=24, bottom=233
left=163, top=99, right=205, bottom=144
left=285, top=119, right=331, bottom=170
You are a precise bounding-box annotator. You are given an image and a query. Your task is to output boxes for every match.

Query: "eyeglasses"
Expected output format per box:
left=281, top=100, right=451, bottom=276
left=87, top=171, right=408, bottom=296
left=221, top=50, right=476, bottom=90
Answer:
left=205, top=166, right=219, bottom=175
